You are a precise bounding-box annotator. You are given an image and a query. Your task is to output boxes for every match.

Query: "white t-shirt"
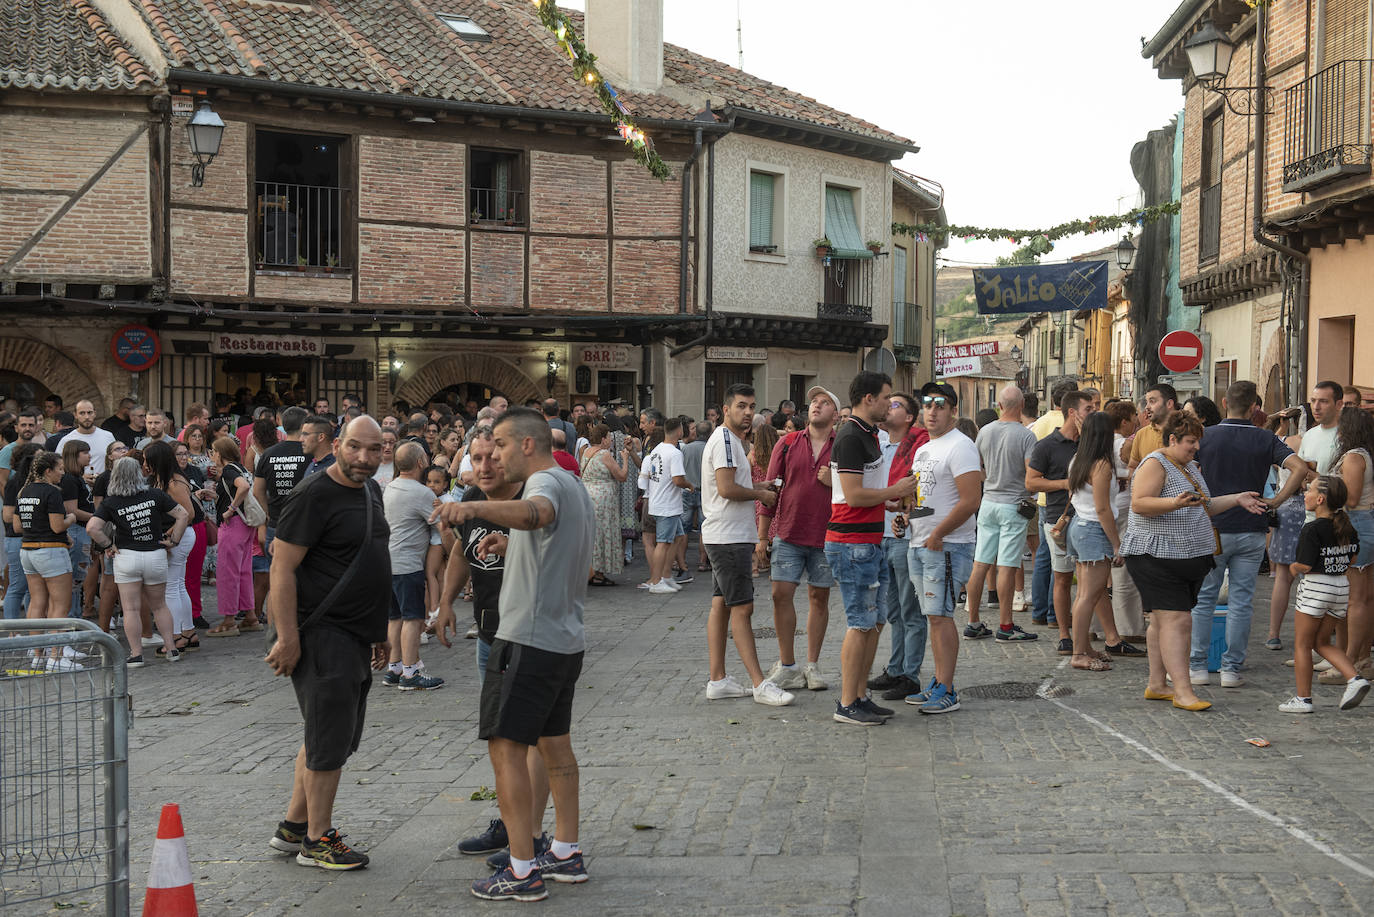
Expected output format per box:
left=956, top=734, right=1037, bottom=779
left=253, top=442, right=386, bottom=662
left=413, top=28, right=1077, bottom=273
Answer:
left=643, top=441, right=686, bottom=517
left=1111, top=433, right=1131, bottom=516
left=907, top=429, right=981, bottom=544
left=701, top=425, right=755, bottom=544
left=373, top=462, right=395, bottom=487
left=1301, top=424, right=1339, bottom=476
left=57, top=427, right=115, bottom=475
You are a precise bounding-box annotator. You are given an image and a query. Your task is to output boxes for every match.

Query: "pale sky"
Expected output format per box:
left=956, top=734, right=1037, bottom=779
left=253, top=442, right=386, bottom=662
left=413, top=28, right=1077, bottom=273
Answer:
left=568, top=0, right=1190, bottom=265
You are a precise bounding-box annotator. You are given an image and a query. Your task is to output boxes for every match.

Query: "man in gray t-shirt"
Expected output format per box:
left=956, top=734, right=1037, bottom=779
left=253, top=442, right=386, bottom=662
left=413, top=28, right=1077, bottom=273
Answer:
left=965, top=387, right=1040, bottom=642
left=381, top=442, right=445, bottom=690
left=434, top=408, right=595, bottom=896
left=679, top=420, right=711, bottom=568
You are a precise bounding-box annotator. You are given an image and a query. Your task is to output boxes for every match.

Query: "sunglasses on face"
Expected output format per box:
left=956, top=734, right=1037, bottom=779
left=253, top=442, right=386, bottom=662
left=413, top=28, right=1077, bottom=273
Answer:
left=922, top=396, right=949, bottom=408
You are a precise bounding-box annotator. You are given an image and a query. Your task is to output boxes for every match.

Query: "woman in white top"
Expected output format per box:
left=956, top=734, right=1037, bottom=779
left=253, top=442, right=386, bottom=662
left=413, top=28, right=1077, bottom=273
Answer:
left=1106, top=401, right=1146, bottom=641
left=1064, top=413, right=1132, bottom=671
left=1336, top=406, right=1374, bottom=677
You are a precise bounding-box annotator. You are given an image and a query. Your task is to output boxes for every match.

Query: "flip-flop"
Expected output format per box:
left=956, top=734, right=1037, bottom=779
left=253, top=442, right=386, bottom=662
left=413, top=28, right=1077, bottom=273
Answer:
left=697, top=563, right=711, bottom=572
left=205, top=626, right=239, bottom=638
left=238, top=623, right=264, bottom=632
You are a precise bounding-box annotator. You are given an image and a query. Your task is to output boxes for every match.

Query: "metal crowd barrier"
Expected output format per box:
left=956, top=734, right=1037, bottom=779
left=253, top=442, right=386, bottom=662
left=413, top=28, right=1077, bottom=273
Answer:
left=0, top=619, right=129, bottom=916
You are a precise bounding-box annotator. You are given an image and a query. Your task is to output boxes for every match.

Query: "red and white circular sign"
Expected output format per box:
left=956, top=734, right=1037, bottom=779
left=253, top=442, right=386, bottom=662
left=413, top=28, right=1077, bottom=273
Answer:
left=1158, top=330, right=1203, bottom=374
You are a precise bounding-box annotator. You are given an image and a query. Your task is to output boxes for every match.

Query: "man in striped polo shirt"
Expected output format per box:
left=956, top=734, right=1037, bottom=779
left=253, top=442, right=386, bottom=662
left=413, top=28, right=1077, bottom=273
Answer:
left=825, top=372, right=918, bottom=726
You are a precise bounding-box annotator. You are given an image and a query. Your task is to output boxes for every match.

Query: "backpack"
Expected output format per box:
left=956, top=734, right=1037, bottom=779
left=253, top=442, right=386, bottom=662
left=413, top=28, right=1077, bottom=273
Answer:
left=223, top=463, right=267, bottom=527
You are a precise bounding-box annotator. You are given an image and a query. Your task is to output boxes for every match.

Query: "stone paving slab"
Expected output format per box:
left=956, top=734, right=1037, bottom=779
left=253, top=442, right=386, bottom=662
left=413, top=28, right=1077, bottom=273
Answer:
left=33, top=556, right=1374, bottom=915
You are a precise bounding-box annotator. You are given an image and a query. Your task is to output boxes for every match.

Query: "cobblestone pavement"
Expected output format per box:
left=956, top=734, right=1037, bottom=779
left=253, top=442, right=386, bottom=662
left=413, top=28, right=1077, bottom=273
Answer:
left=98, top=558, right=1374, bottom=915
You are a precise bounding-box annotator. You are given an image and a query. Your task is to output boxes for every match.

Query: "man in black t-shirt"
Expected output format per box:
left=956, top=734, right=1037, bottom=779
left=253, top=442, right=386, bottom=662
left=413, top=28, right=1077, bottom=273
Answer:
left=1025, top=391, right=1093, bottom=645
left=266, top=417, right=391, bottom=872
left=252, top=407, right=310, bottom=616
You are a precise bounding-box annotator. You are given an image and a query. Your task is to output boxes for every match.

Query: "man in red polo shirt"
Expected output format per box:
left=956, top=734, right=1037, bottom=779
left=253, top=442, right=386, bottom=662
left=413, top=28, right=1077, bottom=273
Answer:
left=824, top=372, right=918, bottom=726
left=758, top=385, right=841, bottom=692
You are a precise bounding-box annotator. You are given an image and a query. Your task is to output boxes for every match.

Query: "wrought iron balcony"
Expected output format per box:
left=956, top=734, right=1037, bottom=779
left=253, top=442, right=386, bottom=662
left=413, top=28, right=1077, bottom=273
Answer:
left=256, top=181, right=348, bottom=270
left=469, top=187, right=525, bottom=224
left=1283, top=58, right=1374, bottom=194
left=894, top=343, right=922, bottom=363
left=817, top=257, right=873, bottom=322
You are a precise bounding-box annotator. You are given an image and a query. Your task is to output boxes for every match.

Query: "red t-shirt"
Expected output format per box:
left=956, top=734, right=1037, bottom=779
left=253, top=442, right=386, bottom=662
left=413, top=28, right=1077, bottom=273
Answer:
left=826, top=417, right=886, bottom=544
left=553, top=451, right=581, bottom=477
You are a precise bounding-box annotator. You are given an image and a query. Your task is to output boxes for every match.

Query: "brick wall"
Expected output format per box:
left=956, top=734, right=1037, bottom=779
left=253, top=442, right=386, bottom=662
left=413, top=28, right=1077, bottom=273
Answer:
left=529, top=237, right=606, bottom=311
left=470, top=231, right=524, bottom=309
left=359, top=136, right=464, bottom=224
left=254, top=272, right=353, bottom=303
left=0, top=113, right=152, bottom=279
left=358, top=224, right=464, bottom=306
left=612, top=239, right=678, bottom=313
left=171, top=118, right=247, bottom=210
left=171, top=209, right=248, bottom=296
left=529, top=151, right=606, bottom=234
left=611, top=160, right=681, bottom=236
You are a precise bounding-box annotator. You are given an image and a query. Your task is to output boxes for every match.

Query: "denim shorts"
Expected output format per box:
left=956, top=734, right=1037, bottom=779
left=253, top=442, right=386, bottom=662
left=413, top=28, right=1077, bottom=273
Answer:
left=770, top=538, right=835, bottom=587
left=389, top=569, right=426, bottom=621
left=251, top=525, right=275, bottom=573
left=20, top=546, right=72, bottom=579
left=1351, top=510, right=1374, bottom=568
left=1068, top=517, right=1115, bottom=563
left=908, top=542, right=975, bottom=618
left=823, top=541, right=882, bottom=630
left=655, top=513, right=685, bottom=543
left=680, top=491, right=702, bottom=532
left=973, top=502, right=1030, bottom=568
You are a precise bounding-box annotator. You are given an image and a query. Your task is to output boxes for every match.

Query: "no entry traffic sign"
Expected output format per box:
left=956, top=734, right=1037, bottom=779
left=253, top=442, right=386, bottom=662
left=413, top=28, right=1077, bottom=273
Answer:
left=1158, top=330, right=1203, bottom=374
left=110, top=324, right=161, bottom=372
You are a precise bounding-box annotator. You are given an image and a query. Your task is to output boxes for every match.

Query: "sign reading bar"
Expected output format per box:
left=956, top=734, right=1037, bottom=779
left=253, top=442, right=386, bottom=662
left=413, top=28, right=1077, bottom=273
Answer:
left=577, top=344, right=632, bottom=368
left=973, top=261, right=1108, bottom=315
left=935, top=341, right=1000, bottom=360
left=706, top=346, right=768, bottom=361
left=214, top=333, right=322, bottom=356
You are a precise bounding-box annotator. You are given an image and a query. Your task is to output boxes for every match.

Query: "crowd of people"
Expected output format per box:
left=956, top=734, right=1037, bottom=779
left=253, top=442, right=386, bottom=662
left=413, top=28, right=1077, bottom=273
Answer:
left=6, top=371, right=1374, bottom=899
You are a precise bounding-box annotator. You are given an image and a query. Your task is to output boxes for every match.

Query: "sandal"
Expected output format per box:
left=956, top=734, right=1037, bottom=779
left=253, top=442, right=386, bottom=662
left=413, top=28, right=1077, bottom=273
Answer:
left=238, top=622, right=264, bottom=632
left=589, top=574, right=617, bottom=587
left=205, top=625, right=239, bottom=637
left=1071, top=653, right=1112, bottom=672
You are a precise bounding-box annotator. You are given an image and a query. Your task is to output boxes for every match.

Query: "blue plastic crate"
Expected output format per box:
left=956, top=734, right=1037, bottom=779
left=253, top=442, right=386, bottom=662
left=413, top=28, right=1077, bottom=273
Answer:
left=1207, top=605, right=1228, bottom=673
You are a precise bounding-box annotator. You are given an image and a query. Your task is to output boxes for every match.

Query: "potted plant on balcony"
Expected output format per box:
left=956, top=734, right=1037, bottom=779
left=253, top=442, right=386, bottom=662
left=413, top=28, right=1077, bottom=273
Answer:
left=813, top=237, right=832, bottom=257
left=866, top=240, right=883, bottom=254
left=295, top=255, right=308, bottom=272
left=471, top=207, right=483, bottom=222
left=324, top=252, right=337, bottom=274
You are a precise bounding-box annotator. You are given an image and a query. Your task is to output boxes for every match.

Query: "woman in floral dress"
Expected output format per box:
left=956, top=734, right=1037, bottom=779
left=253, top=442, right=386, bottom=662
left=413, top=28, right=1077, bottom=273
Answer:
left=581, top=424, right=632, bottom=585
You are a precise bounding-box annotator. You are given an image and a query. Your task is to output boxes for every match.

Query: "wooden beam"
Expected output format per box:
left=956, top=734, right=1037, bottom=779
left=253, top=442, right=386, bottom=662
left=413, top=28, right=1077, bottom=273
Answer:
left=290, top=96, right=310, bottom=109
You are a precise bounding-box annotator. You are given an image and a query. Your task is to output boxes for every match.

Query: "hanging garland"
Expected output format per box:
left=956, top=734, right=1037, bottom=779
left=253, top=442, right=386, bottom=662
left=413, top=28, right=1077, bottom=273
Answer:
left=530, top=0, right=672, bottom=180
left=892, top=200, right=1181, bottom=247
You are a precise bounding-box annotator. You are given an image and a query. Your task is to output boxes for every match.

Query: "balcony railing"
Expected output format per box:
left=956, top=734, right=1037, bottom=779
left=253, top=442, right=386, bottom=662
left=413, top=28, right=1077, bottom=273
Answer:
left=469, top=187, right=525, bottom=224
left=1199, top=183, right=1221, bottom=263
left=256, top=181, right=348, bottom=270
left=818, top=257, right=873, bottom=322
left=1283, top=58, right=1373, bottom=193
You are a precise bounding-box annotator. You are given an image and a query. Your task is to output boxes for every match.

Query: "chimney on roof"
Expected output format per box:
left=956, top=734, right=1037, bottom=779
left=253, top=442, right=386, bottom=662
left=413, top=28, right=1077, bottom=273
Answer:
left=585, top=0, right=663, bottom=94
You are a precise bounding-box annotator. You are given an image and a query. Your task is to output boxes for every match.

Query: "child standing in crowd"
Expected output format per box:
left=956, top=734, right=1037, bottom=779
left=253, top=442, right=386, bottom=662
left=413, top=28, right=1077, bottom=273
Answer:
left=1280, top=475, right=1372, bottom=713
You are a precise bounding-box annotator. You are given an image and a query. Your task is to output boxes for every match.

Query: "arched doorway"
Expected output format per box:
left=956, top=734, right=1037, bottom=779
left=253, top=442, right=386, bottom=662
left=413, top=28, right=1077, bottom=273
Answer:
left=0, top=337, right=105, bottom=414
left=393, top=353, right=540, bottom=411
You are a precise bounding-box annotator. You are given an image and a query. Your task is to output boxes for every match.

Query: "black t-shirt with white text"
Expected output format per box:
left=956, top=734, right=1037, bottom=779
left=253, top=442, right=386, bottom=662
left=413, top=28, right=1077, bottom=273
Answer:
left=61, top=472, right=94, bottom=515
left=257, top=440, right=310, bottom=524
left=274, top=472, right=391, bottom=644
left=94, top=489, right=179, bottom=551
left=1296, top=517, right=1359, bottom=576
left=457, top=485, right=519, bottom=643
left=18, top=482, right=65, bottom=544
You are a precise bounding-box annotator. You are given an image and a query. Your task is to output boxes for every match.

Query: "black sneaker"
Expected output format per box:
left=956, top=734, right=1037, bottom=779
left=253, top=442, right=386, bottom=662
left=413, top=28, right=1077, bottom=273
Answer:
left=459, top=818, right=509, bottom=856
left=533, top=848, right=589, bottom=884
left=995, top=625, right=1039, bottom=642
left=192, top=616, right=210, bottom=629
left=125, top=655, right=145, bottom=668
left=963, top=622, right=993, bottom=640
left=1106, top=641, right=1147, bottom=657
left=486, top=832, right=550, bottom=869
left=382, top=670, right=402, bottom=687
left=471, top=865, right=548, bottom=902
left=880, top=675, right=921, bottom=701
left=867, top=670, right=902, bottom=691
left=857, top=696, right=894, bottom=718
left=296, top=829, right=369, bottom=870
left=1056, top=638, right=1074, bottom=655
left=674, top=570, right=694, bottom=585
left=957, top=590, right=968, bottom=605
left=270, top=820, right=307, bottom=853
left=833, top=700, right=885, bottom=726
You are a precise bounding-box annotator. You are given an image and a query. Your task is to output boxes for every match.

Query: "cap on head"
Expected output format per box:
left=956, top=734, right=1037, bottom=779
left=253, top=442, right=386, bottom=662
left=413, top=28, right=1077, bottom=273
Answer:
left=805, top=385, right=841, bottom=414
left=921, top=382, right=958, bottom=408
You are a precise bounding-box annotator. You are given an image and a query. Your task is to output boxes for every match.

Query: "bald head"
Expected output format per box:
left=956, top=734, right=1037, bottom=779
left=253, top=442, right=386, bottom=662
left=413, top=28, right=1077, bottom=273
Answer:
left=334, top=415, right=382, bottom=483
left=74, top=399, right=97, bottom=431
left=394, top=441, right=426, bottom=477
left=997, top=385, right=1024, bottom=418
left=341, top=414, right=380, bottom=444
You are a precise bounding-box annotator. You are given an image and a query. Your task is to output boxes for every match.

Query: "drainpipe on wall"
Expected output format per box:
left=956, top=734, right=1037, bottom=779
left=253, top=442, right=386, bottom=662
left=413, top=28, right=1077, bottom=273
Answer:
left=678, top=128, right=703, bottom=315
left=1248, top=3, right=1309, bottom=408
left=670, top=128, right=723, bottom=357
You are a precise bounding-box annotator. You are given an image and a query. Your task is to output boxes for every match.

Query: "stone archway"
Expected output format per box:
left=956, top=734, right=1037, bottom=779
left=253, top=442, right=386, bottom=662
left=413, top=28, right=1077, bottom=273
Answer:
left=0, top=337, right=105, bottom=414
left=394, top=352, right=540, bottom=409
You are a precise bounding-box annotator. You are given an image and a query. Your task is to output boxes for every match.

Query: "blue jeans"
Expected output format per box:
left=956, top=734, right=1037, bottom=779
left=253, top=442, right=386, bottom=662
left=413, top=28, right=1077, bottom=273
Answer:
left=909, top=542, right=976, bottom=618
left=680, top=491, right=701, bottom=533
left=823, top=542, right=883, bottom=630
left=1189, top=531, right=1267, bottom=673
left=1031, top=508, right=1052, bottom=620
left=68, top=526, right=90, bottom=617
left=477, top=636, right=492, bottom=685
left=3, top=536, right=29, bottom=619
left=882, top=536, right=926, bottom=680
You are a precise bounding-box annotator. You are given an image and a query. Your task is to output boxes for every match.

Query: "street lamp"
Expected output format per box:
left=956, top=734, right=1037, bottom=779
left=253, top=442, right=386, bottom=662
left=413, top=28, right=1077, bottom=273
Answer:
left=546, top=350, right=559, bottom=392
left=1115, top=236, right=1136, bottom=272
left=186, top=100, right=225, bottom=187
left=1182, top=20, right=1271, bottom=115
left=388, top=347, right=404, bottom=391
left=1010, top=343, right=1023, bottom=365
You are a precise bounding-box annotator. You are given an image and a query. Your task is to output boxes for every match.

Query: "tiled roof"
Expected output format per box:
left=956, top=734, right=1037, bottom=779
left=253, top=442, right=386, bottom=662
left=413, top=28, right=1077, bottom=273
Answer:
left=7, top=0, right=912, bottom=150
left=2, top=0, right=158, bottom=91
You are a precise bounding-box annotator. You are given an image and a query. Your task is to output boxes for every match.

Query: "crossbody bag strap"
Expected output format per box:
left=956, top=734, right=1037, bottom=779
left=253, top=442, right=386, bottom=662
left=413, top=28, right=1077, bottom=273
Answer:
left=297, top=479, right=375, bottom=633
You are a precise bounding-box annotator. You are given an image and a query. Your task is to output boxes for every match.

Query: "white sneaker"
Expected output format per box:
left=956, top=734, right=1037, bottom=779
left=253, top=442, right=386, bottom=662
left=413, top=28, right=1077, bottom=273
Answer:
left=62, top=645, right=91, bottom=660
left=765, top=661, right=806, bottom=691
left=1313, top=658, right=1334, bottom=672
left=141, top=634, right=164, bottom=648
left=1189, top=669, right=1209, bottom=686
left=1012, top=591, right=1026, bottom=612
left=1279, top=696, right=1314, bottom=714
left=803, top=661, right=829, bottom=691
left=705, top=676, right=752, bottom=699
left=1220, top=672, right=1244, bottom=688
left=753, top=680, right=795, bottom=706
left=464, top=623, right=479, bottom=640
left=419, top=631, right=432, bottom=644
left=1340, top=677, right=1372, bottom=710
left=46, top=656, right=84, bottom=672
left=648, top=581, right=677, bottom=595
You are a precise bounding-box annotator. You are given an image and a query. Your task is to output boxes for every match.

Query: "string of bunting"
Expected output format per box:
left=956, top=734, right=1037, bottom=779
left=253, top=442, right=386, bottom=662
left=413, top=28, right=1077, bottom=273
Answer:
left=892, top=201, right=1181, bottom=247
left=530, top=0, right=672, bottom=180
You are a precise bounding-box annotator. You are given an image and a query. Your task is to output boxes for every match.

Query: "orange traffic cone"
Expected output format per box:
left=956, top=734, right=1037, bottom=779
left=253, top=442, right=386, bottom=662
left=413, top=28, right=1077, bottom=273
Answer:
left=143, top=803, right=198, bottom=916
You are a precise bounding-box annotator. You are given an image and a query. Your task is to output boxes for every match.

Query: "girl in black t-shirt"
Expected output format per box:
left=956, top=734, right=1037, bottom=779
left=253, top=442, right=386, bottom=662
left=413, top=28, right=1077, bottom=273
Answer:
left=2, top=443, right=41, bottom=620
left=18, top=452, right=79, bottom=668
left=146, top=442, right=202, bottom=650
left=60, top=439, right=96, bottom=619
left=90, top=439, right=129, bottom=632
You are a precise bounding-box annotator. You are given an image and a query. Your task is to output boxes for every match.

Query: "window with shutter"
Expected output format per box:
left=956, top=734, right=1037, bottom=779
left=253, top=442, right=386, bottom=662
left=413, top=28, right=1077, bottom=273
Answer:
left=892, top=246, right=908, bottom=344
left=1323, top=0, right=1370, bottom=67
left=749, top=171, right=776, bottom=252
